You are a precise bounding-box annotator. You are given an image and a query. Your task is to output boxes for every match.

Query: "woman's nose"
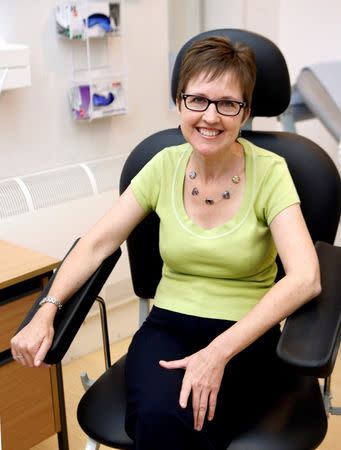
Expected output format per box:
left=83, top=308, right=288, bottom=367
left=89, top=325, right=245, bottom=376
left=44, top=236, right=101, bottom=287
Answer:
left=202, top=103, right=219, bottom=122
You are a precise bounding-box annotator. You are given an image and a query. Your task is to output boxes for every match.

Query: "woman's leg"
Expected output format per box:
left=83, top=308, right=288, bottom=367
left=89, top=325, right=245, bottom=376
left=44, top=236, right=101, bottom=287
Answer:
left=125, top=307, right=284, bottom=450
left=125, top=307, right=217, bottom=450
left=203, top=324, right=293, bottom=449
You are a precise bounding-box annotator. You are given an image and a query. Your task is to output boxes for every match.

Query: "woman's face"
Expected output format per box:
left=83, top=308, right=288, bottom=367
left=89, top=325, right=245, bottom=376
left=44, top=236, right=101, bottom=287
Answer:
left=177, top=71, right=249, bottom=159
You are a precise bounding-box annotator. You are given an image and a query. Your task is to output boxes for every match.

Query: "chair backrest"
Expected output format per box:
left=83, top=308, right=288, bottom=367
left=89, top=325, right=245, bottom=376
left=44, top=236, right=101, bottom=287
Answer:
left=170, top=28, right=290, bottom=118
left=120, top=29, right=341, bottom=299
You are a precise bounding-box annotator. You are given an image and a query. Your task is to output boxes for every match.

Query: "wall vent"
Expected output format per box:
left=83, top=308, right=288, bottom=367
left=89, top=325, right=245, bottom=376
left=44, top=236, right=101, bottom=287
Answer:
left=0, top=155, right=126, bottom=220
left=85, top=155, right=126, bottom=193
left=0, top=179, right=30, bottom=219
left=22, top=166, right=93, bottom=210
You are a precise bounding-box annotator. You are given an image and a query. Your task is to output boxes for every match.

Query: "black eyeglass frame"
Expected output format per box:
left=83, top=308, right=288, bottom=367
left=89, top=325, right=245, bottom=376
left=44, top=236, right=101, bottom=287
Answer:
left=181, top=93, right=247, bottom=117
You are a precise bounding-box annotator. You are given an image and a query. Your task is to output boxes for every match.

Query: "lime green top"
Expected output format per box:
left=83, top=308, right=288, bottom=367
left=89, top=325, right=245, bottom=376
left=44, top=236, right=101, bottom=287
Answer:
left=130, top=138, right=300, bottom=321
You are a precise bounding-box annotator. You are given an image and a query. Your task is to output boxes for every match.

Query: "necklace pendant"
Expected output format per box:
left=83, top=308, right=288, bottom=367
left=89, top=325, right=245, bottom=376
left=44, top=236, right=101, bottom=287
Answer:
left=189, top=170, right=197, bottom=180
left=232, top=175, right=240, bottom=184
left=222, top=191, right=230, bottom=199
left=205, top=198, right=215, bottom=205
left=191, top=187, right=199, bottom=196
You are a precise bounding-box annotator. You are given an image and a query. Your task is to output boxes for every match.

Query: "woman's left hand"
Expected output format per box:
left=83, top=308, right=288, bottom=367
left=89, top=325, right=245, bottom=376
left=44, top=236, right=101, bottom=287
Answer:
left=159, top=345, right=227, bottom=431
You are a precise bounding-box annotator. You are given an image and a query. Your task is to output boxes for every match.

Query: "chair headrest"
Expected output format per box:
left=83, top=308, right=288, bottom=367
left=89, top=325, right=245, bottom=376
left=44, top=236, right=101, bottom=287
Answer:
left=171, top=28, right=291, bottom=118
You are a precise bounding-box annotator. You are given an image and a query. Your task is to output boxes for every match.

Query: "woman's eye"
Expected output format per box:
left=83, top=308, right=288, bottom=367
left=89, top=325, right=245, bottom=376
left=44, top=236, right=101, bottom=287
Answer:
left=220, top=100, right=235, bottom=108
left=191, top=96, right=206, bottom=105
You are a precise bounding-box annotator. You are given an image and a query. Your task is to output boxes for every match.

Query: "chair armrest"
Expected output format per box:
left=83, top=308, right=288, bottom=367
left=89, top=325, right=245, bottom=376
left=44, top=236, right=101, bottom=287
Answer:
left=277, top=241, right=341, bottom=378
left=16, top=239, right=122, bottom=365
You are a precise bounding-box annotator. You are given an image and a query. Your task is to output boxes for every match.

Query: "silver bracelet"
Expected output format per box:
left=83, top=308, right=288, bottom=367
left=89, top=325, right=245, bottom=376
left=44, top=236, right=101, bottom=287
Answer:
left=38, top=296, right=63, bottom=310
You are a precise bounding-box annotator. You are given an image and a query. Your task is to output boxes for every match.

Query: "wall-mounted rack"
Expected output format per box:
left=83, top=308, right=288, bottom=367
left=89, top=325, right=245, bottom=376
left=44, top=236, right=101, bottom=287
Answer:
left=55, top=0, right=126, bottom=121
left=56, top=0, right=121, bottom=40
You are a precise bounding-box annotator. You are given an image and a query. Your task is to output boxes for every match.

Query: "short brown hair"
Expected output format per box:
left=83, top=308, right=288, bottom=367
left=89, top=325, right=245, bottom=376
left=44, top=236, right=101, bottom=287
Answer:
left=176, top=36, right=256, bottom=109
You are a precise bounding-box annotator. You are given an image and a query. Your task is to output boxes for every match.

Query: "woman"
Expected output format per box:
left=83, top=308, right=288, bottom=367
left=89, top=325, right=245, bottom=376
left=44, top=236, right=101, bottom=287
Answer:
left=11, top=37, right=320, bottom=449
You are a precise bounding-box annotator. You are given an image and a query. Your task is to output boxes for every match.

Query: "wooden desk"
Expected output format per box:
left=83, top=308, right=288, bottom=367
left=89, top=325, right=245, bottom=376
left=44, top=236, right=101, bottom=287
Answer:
left=0, top=240, right=69, bottom=450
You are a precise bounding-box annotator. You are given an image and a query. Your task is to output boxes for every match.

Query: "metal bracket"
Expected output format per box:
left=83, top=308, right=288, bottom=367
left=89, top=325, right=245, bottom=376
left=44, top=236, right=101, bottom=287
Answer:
left=80, top=371, right=95, bottom=391
left=322, top=376, right=341, bottom=416
left=85, top=437, right=100, bottom=450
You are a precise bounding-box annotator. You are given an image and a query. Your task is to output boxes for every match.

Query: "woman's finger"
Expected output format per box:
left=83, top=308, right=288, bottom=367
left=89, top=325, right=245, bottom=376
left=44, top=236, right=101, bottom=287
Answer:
left=207, top=390, right=218, bottom=421
left=159, top=357, right=188, bottom=369
left=13, top=352, right=27, bottom=366
left=21, top=350, right=34, bottom=367
left=34, top=337, right=53, bottom=367
left=179, top=377, right=192, bottom=409
left=26, top=341, right=42, bottom=367
left=191, top=385, right=201, bottom=429
left=11, top=340, right=29, bottom=366
left=195, top=390, right=209, bottom=431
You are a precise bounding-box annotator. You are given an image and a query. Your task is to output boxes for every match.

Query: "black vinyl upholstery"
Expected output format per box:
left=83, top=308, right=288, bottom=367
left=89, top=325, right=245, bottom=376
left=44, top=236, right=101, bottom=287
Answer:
left=76, top=358, right=327, bottom=450
left=17, top=241, right=122, bottom=364
left=77, top=355, right=134, bottom=449
left=18, top=29, right=341, bottom=449
left=278, top=241, right=341, bottom=378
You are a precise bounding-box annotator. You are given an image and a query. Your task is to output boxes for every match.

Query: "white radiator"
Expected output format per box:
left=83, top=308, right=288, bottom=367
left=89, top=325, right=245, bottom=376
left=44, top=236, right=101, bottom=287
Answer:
left=0, top=155, right=127, bottom=219
left=0, top=154, right=135, bottom=312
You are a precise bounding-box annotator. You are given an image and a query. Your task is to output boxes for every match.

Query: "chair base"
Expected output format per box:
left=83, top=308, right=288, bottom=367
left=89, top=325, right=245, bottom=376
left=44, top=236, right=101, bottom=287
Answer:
left=85, top=437, right=100, bottom=450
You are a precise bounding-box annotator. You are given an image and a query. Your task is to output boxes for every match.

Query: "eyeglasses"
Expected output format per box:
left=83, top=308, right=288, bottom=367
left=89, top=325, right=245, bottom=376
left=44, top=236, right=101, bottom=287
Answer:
left=181, top=93, right=246, bottom=117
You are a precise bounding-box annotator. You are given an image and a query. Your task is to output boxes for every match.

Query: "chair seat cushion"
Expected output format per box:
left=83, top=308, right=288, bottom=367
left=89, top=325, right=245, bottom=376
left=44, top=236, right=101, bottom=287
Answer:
left=227, top=375, right=327, bottom=450
left=77, top=355, right=327, bottom=450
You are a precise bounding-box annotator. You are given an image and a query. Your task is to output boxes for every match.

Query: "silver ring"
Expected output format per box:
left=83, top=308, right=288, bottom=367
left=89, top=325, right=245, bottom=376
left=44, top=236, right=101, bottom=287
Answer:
left=15, top=354, right=24, bottom=360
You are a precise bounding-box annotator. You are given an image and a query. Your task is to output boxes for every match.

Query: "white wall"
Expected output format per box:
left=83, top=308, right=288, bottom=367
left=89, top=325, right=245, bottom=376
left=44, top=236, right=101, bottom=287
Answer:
left=168, top=0, right=201, bottom=53
left=278, top=0, right=341, bottom=80
left=0, top=0, right=178, bottom=180
left=242, top=0, right=340, bottom=166
left=0, top=0, right=180, bottom=264
left=202, top=0, right=244, bottom=31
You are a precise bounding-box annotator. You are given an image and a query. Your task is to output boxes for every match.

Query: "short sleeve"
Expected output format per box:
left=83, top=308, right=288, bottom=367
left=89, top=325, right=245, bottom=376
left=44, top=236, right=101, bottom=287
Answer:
left=262, top=159, right=300, bottom=225
left=130, top=150, right=163, bottom=212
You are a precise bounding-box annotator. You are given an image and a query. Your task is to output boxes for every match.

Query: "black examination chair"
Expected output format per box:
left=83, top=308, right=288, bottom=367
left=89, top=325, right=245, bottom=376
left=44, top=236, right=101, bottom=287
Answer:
left=19, top=29, right=341, bottom=450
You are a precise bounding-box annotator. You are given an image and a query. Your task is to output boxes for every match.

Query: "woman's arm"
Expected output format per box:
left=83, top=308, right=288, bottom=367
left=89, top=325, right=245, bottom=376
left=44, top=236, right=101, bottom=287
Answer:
left=11, top=186, right=147, bottom=368
left=160, top=203, right=321, bottom=430
left=213, top=203, right=320, bottom=357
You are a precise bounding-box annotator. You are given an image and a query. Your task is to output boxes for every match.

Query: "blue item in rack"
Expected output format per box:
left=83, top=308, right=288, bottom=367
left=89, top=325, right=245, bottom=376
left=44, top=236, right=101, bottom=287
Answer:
left=92, top=92, right=115, bottom=107
left=85, top=14, right=113, bottom=33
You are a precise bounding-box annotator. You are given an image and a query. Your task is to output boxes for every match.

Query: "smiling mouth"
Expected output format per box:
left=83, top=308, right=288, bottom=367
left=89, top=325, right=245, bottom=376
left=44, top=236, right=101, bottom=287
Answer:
left=197, top=128, right=222, bottom=137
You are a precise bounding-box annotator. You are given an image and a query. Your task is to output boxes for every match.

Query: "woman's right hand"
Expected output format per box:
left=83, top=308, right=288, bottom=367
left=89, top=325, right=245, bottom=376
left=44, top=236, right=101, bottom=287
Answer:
left=10, top=304, right=56, bottom=368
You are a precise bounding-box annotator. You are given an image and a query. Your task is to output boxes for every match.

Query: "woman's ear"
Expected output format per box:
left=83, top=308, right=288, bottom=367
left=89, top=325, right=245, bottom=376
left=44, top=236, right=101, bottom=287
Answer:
left=241, top=107, right=251, bottom=127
